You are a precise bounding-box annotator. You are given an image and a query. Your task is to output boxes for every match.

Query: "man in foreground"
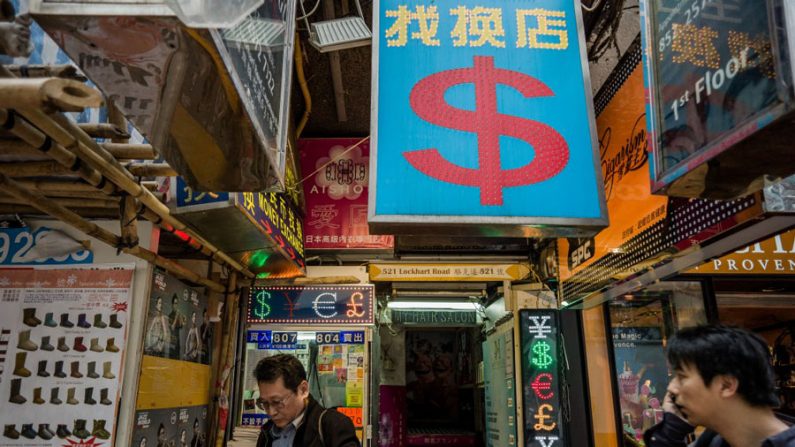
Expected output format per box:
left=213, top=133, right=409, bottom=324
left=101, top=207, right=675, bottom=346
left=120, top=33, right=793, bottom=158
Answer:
left=645, top=325, right=795, bottom=446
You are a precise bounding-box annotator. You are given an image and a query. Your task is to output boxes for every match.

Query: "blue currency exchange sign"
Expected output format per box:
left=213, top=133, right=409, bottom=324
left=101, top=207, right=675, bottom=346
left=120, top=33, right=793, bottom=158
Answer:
left=370, top=0, right=607, bottom=237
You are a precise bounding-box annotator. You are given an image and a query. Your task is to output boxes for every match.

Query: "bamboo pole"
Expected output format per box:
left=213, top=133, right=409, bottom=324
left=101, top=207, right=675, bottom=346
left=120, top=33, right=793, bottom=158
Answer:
left=0, top=139, right=50, bottom=160
left=120, top=195, right=139, bottom=249
left=77, top=123, right=130, bottom=140
left=101, top=143, right=157, bottom=160
left=0, top=78, right=101, bottom=112
left=0, top=195, right=119, bottom=208
left=0, top=161, right=70, bottom=176
left=0, top=173, right=227, bottom=293
left=15, top=180, right=104, bottom=193
left=107, top=102, right=129, bottom=145
left=6, top=64, right=86, bottom=81
left=0, top=205, right=118, bottom=218
left=20, top=109, right=254, bottom=279
left=126, top=163, right=178, bottom=177
left=213, top=272, right=239, bottom=447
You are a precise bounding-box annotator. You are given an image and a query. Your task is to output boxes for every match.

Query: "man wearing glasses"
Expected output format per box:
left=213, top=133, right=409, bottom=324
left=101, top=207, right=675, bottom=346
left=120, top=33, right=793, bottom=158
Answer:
left=255, top=354, right=360, bottom=447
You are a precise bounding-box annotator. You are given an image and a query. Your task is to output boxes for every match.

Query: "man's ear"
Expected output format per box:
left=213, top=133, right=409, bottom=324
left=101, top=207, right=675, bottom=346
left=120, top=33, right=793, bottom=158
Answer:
left=717, top=374, right=739, bottom=398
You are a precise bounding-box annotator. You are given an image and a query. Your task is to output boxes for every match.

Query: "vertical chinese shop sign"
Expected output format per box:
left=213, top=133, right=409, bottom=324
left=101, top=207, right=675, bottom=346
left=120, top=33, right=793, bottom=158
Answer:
left=298, top=138, right=394, bottom=250
left=519, top=310, right=563, bottom=447
left=371, top=0, right=606, bottom=231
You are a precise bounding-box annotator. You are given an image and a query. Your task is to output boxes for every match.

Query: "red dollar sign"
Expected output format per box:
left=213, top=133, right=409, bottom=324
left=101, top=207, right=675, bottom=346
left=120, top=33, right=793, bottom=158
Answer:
left=405, top=56, right=569, bottom=206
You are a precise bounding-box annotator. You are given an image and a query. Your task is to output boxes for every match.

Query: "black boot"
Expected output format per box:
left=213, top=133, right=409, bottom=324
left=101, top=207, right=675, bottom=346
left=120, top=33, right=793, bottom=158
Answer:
left=51, top=387, right=62, bottom=405
left=60, top=313, right=74, bottom=328
left=40, top=335, right=54, bottom=351
left=38, top=424, right=54, bottom=440
left=100, top=388, right=112, bottom=405
left=54, top=360, right=67, bottom=378
left=84, top=387, right=96, bottom=405
left=91, top=420, right=110, bottom=439
left=109, top=313, right=123, bottom=329
left=23, top=308, right=41, bottom=327
left=56, top=424, right=71, bottom=438
left=21, top=424, right=36, bottom=439
left=9, top=378, right=25, bottom=404
left=37, top=360, right=49, bottom=377
left=3, top=424, right=19, bottom=439
left=93, top=313, right=107, bottom=328
left=77, top=313, right=91, bottom=329
left=73, top=420, right=90, bottom=439
left=44, top=312, right=57, bottom=327
left=87, top=361, right=99, bottom=379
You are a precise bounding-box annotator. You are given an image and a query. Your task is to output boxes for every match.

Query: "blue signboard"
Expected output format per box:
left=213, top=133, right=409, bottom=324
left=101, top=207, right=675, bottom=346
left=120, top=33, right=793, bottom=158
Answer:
left=248, top=285, right=375, bottom=325
left=246, top=330, right=301, bottom=349
left=0, top=227, right=93, bottom=265
left=241, top=413, right=269, bottom=426
left=175, top=177, right=229, bottom=208
left=371, top=0, right=606, bottom=234
left=236, top=192, right=305, bottom=270
left=315, top=331, right=366, bottom=344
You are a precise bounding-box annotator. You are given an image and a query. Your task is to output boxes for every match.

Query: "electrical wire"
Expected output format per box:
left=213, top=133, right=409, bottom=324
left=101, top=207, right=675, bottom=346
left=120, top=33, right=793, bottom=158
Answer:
left=296, top=0, right=322, bottom=22
left=581, top=0, right=604, bottom=12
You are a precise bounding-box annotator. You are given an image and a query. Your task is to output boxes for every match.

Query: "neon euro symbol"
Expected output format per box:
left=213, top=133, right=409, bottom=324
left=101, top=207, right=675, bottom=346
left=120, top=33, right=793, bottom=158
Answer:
left=405, top=56, right=569, bottom=206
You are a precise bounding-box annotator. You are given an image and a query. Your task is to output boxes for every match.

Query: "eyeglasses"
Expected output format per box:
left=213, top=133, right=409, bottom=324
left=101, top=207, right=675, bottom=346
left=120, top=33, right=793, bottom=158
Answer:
left=255, top=391, right=294, bottom=412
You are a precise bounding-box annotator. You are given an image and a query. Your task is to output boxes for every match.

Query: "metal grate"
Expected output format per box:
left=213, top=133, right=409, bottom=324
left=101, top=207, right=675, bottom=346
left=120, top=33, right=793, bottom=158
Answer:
left=222, top=17, right=285, bottom=49
left=309, top=16, right=372, bottom=53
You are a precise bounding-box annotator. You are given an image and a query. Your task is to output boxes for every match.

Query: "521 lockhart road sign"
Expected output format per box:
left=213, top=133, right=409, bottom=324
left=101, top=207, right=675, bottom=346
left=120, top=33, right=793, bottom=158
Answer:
left=370, top=0, right=607, bottom=237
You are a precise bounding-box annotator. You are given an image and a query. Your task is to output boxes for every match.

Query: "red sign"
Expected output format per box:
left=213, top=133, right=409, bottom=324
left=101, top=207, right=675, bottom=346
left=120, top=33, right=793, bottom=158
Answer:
left=299, top=138, right=394, bottom=250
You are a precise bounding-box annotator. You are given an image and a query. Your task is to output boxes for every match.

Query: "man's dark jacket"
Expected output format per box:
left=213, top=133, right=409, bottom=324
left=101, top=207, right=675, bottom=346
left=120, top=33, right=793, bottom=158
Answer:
left=644, top=412, right=795, bottom=446
left=256, top=395, right=360, bottom=447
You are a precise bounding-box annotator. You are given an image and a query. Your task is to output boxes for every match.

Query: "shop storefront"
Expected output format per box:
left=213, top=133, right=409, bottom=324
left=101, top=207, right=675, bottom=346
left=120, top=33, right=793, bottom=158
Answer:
left=238, top=285, right=375, bottom=443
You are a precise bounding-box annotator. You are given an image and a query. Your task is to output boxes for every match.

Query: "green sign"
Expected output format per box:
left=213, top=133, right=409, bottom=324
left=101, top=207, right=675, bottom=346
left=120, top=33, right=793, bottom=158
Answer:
left=390, top=310, right=477, bottom=325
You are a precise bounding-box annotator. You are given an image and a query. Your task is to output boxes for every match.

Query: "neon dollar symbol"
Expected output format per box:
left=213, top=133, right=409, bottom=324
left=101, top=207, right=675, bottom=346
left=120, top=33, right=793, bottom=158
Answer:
left=253, top=290, right=272, bottom=319
left=531, top=340, right=554, bottom=369
left=405, top=56, right=569, bottom=206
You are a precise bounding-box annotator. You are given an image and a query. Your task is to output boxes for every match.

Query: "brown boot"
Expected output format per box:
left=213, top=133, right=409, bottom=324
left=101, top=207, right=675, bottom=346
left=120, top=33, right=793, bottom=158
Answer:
left=105, top=337, right=119, bottom=353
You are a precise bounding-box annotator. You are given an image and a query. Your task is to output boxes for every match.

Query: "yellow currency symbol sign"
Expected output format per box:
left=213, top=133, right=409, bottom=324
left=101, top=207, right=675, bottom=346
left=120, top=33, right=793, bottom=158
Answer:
left=533, top=403, right=556, bottom=431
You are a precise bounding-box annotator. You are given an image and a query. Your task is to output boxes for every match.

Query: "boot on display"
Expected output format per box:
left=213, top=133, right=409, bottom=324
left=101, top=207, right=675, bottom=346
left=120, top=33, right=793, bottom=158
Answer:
left=14, top=352, right=31, bottom=377
left=70, top=361, right=82, bottom=379
left=100, top=388, right=112, bottom=405
left=91, top=420, right=110, bottom=439
left=73, top=420, right=90, bottom=439
left=66, top=387, right=78, bottom=405
left=17, top=330, right=38, bottom=351
left=56, top=424, right=71, bottom=438
left=57, top=336, right=69, bottom=352
left=93, top=313, right=107, bottom=328
left=77, top=313, right=91, bottom=329
left=9, top=378, right=25, bottom=404
left=54, top=360, right=66, bottom=378
left=20, top=424, right=36, bottom=439
left=106, top=337, right=119, bottom=353
left=3, top=424, right=19, bottom=439
left=37, top=360, right=49, bottom=377
left=60, top=313, right=74, bottom=328
left=23, top=308, right=41, bottom=327
left=89, top=337, right=103, bottom=353
left=40, top=335, right=54, bottom=351
left=37, top=424, right=54, bottom=440
left=87, top=361, right=99, bottom=379
left=84, top=387, right=96, bottom=405
left=103, top=361, right=115, bottom=380
left=73, top=336, right=87, bottom=352
left=44, top=312, right=57, bottom=327
left=33, top=387, right=44, bottom=404
left=50, top=387, right=62, bottom=405
left=109, top=313, right=122, bottom=329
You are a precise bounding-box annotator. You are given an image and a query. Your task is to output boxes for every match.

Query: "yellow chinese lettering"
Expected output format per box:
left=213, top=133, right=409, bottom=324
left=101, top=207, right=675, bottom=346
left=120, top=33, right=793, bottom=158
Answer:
left=385, top=5, right=440, bottom=47
left=243, top=192, right=256, bottom=213
left=516, top=9, right=567, bottom=50
left=449, top=6, right=505, bottom=48
left=728, top=31, right=775, bottom=79
left=671, top=24, right=720, bottom=69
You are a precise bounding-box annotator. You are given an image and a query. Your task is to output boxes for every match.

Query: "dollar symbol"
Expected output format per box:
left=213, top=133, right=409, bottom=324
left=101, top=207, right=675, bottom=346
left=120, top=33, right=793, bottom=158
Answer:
left=405, top=55, right=569, bottom=206
left=531, top=341, right=554, bottom=369
left=253, top=291, right=272, bottom=319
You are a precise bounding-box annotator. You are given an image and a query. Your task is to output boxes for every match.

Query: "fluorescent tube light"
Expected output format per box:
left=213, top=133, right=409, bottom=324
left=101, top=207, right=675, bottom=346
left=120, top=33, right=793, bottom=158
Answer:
left=387, top=301, right=481, bottom=310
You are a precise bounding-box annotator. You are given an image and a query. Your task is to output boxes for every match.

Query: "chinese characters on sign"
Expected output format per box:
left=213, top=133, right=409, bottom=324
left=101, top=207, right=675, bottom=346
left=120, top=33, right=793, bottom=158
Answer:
left=237, top=192, right=305, bottom=270
left=519, top=310, right=563, bottom=446
left=648, top=0, right=777, bottom=174
left=371, top=0, right=606, bottom=234
left=247, top=286, right=375, bottom=325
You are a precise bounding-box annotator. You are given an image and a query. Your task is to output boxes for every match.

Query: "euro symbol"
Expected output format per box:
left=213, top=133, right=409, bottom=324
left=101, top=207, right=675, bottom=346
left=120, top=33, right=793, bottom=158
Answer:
left=405, top=55, right=569, bottom=206
left=531, top=373, right=554, bottom=400
left=346, top=292, right=366, bottom=318
left=533, top=403, right=556, bottom=431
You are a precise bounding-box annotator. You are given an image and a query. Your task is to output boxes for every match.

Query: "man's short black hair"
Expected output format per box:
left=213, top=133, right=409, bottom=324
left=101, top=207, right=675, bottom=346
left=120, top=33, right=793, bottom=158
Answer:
left=253, top=354, right=307, bottom=391
left=667, top=325, right=779, bottom=407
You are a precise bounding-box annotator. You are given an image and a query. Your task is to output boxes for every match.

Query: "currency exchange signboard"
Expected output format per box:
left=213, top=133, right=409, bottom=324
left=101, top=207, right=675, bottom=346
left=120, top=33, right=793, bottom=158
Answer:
left=370, top=0, right=607, bottom=236
left=247, top=285, right=375, bottom=325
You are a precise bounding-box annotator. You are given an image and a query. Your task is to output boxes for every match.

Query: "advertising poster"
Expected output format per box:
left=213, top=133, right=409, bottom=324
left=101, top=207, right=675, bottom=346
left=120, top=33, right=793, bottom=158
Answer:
left=649, top=0, right=778, bottom=173
left=483, top=328, right=517, bottom=447
left=405, top=331, right=458, bottom=424
left=378, top=385, right=406, bottom=447
left=134, top=270, right=212, bottom=447
left=0, top=266, right=133, bottom=446
left=611, top=327, right=667, bottom=435
left=298, top=138, right=394, bottom=250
